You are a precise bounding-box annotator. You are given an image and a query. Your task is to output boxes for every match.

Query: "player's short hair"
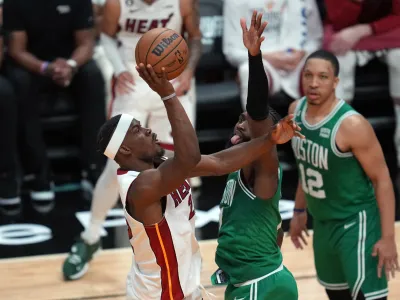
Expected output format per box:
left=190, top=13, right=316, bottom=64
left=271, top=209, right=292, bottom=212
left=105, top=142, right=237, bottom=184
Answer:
left=305, top=50, right=340, bottom=76
left=225, top=107, right=281, bottom=149
left=97, top=115, right=122, bottom=154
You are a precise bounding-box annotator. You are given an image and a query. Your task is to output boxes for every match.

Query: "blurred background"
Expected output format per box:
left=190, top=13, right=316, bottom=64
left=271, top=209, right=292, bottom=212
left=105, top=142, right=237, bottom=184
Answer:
left=0, top=0, right=399, bottom=259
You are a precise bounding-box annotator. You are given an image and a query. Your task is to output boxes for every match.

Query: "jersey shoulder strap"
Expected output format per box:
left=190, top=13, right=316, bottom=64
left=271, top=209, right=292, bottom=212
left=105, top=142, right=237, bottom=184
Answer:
left=293, top=97, right=307, bottom=118
left=117, top=170, right=140, bottom=206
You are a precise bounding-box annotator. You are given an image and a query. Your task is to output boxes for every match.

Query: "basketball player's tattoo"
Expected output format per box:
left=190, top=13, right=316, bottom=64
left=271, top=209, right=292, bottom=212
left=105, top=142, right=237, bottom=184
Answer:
left=187, top=39, right=202, bottom=72
left=186, top=0, right=202, bottom=72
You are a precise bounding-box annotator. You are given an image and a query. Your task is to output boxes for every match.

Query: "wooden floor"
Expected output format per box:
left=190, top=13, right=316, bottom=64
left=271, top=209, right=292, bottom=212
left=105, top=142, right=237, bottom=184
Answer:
left=1, top=224, right=400, bottom=300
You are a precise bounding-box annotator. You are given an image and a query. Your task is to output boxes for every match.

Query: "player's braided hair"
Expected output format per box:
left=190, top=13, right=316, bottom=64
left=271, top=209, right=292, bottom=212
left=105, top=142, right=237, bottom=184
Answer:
left=225, top=107, right=281, bottom=149
left=97, top=115, right=122, bottom=154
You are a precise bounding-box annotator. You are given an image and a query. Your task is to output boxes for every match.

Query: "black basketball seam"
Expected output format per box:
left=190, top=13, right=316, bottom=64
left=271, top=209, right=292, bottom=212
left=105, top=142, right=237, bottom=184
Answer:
left=151, top=37, right=184, bottom=69
left=144, top=28, right=172, bottom=66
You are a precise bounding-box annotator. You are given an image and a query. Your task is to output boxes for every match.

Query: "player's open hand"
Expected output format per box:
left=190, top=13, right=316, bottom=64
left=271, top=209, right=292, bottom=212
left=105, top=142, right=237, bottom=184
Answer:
left=288, top=211, right=309, bottom=250
left=372, top=237, right=400, bottom=280
left=136, top=63, right=175, bottom=99
left=270, top=114, right=304, bottom=145
left=240, top=10, right=268, bottom=56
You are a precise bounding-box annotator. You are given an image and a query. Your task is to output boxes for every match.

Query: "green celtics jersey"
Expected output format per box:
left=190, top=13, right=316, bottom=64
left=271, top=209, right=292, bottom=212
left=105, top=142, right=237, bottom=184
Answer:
left=215, top=166, right=283, bottom=285
left=292, top=98, right=376, bottom=221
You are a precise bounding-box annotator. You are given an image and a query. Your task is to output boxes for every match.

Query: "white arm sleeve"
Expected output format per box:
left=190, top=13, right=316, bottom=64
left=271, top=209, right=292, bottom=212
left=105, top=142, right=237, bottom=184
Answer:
left=222, top=1, right=248, bottom=68
left=100, top=33, right=128, bottom=76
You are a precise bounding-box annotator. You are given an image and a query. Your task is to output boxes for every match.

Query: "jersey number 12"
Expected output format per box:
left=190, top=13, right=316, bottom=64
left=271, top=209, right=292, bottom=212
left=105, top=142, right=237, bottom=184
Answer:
left=299, top=163, right=326, bottom=199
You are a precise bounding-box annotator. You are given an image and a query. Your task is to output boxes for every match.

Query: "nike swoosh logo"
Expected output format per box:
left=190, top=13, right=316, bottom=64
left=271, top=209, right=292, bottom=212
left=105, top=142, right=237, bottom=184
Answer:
left=344, top=222, right=356, bottom=229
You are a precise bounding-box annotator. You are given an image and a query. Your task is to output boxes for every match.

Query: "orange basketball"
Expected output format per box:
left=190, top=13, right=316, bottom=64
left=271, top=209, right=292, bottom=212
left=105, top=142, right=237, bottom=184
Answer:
left=135, top=28, right=189, bottom=80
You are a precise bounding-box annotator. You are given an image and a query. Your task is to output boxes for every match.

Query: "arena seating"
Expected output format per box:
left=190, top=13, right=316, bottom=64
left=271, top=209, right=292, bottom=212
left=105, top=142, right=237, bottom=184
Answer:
left=35, top=0, right=395, bottom=183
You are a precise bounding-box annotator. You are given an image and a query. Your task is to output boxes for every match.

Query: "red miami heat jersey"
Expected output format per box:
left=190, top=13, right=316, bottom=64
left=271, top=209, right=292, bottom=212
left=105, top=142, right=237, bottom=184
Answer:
left=117, top=0, right=183, bottom=64
left=116, top=169, right=202, bottom=300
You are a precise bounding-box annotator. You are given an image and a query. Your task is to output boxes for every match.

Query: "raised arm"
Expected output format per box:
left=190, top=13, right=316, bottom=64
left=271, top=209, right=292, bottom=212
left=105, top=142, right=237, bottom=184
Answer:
left=128, top=65, right=200, bottom=205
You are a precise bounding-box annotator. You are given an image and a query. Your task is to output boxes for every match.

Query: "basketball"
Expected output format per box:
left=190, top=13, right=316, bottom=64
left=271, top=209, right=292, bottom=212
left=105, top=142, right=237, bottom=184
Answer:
left=135, top=28, right=189, bottom=80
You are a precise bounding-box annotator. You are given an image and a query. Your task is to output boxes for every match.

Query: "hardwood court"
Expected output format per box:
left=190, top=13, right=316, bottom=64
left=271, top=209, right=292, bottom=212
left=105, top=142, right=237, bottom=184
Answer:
left=1, top=224, right=399, bottom=300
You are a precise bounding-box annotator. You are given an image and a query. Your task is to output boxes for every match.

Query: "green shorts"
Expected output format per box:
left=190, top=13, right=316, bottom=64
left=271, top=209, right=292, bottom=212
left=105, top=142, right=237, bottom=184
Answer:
left=313, top=209, right=388, bottom=299
left=224, top=265, right=298, bottom=300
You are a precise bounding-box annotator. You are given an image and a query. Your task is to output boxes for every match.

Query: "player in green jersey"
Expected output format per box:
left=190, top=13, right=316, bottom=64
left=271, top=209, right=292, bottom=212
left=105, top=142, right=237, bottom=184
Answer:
left=211, top=11, right=301, bottom=300
left=288, top=50, right=399, bottom=300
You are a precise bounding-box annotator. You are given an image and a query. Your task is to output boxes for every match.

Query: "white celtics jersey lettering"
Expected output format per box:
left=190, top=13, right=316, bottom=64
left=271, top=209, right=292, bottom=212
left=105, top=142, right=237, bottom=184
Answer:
left=291, top=138, right=329, bottom=171
left=118, top=0, right=183, bottom=63
left=117, top=169, right=201, bottom=300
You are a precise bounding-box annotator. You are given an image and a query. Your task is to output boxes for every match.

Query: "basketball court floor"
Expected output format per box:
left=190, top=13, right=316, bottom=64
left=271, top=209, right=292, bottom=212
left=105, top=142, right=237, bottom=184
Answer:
left=1, top=224, right=400, bottom=300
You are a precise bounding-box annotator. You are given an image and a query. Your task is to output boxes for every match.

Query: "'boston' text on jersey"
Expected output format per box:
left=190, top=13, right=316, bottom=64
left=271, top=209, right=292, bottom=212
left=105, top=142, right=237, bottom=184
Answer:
left=124, top=13, right=174, bottom=34
left=292, top=137, right=328, bottom=171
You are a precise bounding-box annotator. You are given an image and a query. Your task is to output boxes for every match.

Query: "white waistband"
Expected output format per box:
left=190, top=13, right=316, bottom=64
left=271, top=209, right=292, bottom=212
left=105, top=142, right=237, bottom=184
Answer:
left=233, top=263, right=284, bottom=287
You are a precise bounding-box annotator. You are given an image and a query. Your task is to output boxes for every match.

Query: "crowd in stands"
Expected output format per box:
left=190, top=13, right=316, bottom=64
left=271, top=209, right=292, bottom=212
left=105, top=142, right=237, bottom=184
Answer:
left=0, top=0, right=399, bottom=218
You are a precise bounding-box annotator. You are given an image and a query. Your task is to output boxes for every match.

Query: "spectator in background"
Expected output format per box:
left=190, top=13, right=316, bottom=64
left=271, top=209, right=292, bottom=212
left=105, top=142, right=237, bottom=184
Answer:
left=3, top=0, right=106, bottom=209
left=0, top=6, right=19, bottom=216
left=92, top=0, right=114, bottom=113
left=323, top=0, right=400, bottom=171
left=223, top=0, right=323, bottom=110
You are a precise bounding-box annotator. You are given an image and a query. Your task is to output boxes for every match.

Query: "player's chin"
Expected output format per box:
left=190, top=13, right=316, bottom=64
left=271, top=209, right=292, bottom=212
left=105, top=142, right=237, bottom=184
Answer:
left=155, top=144, right=165, bottom=157
left=306, top=97, right=321, bottom=106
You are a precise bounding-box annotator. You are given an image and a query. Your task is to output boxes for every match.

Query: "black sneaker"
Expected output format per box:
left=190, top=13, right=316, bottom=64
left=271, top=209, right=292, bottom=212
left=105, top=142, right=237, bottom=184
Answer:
left=24, top=174, right=55, bottom=213
left=0, top=176, right=21, bottom=216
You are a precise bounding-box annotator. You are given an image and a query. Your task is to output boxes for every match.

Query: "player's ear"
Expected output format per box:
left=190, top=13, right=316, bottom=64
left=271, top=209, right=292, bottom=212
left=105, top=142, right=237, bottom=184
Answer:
left=333, top=76, right=339, bottom=90
left=119, top=144, right=131, bottom=156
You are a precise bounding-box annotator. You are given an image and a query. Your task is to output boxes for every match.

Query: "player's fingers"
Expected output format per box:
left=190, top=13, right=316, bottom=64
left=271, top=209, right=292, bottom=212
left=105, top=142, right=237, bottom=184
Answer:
left=291, top=236, right=302, bottom=250
left=377, top=256, right=384, bottom=278
left=385, top=260, right=391, bottom=279
left=240, top=18, right=248, bottom=33
left=300, top=233, right=308, bottom=246
left=285, top=114, right=295, bottom=120
left=257, top=36, right=265, bottom=47
left=146, top=64, right=159, bottom=82
left=258, top=21, right=268, bottom=37
left=125, top=73, right=135, bottom=85
left=303, top=228, right=310, bottom=236
left=391, top=260, right=397, bottom=278
left=295, top=132, right=305, bottom=139
left=251, top=10, right=257, bottom=28
left=137, top=64, right=150, bottom=80
left=160, top=67, right=168, bottom=80
left=256, top=13, right=262, bottom=30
